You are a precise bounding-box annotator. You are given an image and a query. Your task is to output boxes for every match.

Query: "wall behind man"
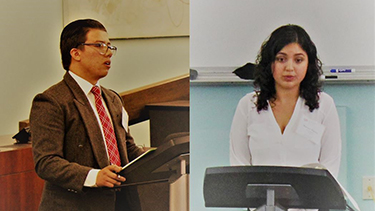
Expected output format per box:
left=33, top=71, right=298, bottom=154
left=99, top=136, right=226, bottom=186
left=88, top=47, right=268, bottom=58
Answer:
left=0, top=1, right=62, bottom=136
left=0, top=0, right=189, bottom=147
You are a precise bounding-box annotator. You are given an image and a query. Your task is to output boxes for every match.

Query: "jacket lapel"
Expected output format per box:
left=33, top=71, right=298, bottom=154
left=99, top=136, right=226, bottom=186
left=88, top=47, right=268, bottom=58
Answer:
left=63, top=73, right=110, bottom=168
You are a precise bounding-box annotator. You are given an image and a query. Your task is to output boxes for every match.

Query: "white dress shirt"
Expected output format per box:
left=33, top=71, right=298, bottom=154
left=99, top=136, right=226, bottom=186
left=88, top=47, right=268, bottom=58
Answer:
left=230, top=91, right=342, bottom=178
left=69, top=71, right=129, bottom=187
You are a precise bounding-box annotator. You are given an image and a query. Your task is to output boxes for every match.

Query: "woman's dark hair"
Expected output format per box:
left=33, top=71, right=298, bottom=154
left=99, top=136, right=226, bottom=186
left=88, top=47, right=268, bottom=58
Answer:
left=253, top=24, right=322, bottom=112
left=60, top=19, right=107, bottom=71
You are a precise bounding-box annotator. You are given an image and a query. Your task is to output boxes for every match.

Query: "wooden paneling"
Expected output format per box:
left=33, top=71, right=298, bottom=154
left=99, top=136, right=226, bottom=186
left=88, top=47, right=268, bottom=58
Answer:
left=0, top=143, right=44, bottom=211
left=0, top=145, right=34, bottom=175
left=120, top=74, right=189, bottom=125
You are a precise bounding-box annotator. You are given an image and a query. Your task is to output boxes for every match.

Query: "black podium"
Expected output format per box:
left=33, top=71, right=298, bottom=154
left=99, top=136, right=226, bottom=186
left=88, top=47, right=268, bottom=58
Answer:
left=204, top=166, right=346, bottom=210
left=118, top=133, right=189, bottom=211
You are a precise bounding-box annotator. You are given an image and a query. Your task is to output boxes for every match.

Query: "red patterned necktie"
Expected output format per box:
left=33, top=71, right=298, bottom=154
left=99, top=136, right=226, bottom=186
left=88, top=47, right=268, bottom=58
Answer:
left=91, top=86, right=121, bottom=166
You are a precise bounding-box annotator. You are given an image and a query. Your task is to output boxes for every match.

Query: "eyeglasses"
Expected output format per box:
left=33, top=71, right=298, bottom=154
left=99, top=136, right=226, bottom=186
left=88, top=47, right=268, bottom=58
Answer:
left=79, top=42, right=117, bottom=55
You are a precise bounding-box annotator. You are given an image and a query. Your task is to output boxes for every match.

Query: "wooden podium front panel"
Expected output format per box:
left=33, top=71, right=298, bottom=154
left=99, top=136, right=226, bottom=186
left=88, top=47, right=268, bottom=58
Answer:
left=0, top=140, right=44, bottom=211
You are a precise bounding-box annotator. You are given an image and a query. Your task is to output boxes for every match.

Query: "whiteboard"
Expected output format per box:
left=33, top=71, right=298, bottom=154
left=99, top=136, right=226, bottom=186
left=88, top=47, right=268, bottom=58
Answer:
left=190, top=0, right=375, bottom=68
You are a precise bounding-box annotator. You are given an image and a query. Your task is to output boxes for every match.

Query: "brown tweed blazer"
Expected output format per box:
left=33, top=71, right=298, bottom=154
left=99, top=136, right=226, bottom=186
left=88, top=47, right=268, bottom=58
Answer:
left=30, top=72, right=144, bottom=211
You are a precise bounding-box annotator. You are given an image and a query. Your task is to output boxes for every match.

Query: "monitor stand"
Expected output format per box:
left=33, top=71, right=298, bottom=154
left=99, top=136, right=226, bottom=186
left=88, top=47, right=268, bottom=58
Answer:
left=246, top=184, right=295, bottom=211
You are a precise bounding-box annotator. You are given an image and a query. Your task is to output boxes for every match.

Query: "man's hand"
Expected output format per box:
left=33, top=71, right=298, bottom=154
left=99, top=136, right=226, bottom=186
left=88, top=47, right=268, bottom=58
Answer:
left=96, top=165, right=126, bottom=188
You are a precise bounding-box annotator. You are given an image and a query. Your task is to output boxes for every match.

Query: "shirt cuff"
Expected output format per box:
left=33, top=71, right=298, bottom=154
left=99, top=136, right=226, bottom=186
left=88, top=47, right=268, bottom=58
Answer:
left=84, top=169, right=100, bottom=187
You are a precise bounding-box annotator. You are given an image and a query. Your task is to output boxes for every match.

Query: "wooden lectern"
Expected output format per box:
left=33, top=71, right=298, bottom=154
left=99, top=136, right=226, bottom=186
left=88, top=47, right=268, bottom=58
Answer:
left=204, top=166, right=347, bottom=211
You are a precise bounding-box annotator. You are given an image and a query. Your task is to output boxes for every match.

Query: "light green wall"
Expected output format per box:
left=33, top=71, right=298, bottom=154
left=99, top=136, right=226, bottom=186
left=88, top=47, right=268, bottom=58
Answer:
left=190, top=84, right=375, bottom=211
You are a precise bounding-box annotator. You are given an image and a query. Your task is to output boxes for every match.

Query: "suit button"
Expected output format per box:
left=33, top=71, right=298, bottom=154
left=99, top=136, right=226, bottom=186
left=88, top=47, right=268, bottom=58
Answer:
left=78, top=144, right=83, bottom=148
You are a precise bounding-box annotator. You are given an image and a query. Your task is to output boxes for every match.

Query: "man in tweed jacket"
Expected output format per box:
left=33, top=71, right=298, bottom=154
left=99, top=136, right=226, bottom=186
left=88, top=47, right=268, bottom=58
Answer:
left=30, top=19, right=144, bottom=211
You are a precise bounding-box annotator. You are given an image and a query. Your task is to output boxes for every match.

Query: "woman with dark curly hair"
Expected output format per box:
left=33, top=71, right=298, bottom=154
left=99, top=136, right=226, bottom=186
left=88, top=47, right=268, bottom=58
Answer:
left=230, top=24, right=342, bottom=178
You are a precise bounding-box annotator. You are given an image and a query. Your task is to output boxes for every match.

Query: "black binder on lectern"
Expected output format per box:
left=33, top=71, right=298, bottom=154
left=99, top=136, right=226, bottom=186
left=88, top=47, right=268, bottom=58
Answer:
left=118, top=134, right=189, bottom=186
left=204, top=166, right=346, bottom=210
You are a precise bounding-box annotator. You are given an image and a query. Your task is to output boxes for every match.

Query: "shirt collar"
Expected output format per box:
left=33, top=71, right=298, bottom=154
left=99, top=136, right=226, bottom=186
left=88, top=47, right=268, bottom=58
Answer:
left=68, top=71, right=100, bottom=95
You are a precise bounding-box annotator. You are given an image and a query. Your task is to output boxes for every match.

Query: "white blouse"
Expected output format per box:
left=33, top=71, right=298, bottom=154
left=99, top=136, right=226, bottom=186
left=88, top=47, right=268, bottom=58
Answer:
left=230, top=92, right=341, bottom=178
